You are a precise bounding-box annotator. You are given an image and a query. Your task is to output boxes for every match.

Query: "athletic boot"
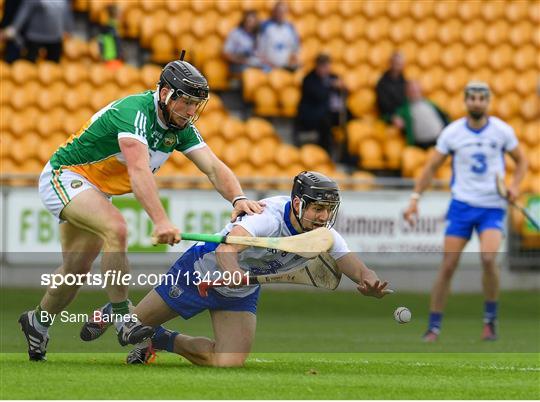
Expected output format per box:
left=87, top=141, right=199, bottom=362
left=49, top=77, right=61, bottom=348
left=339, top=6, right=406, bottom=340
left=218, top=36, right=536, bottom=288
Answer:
left=117, top=319, right=155, bottom=346
left=126, top=340, right=157, bottom=365
left=18, top=311, right=49, bottom=361
left=422, top=328, right=440, bottom=342
left=80, top=302, right=113, bottom=341
left=482, top=321, right=498, bottom=341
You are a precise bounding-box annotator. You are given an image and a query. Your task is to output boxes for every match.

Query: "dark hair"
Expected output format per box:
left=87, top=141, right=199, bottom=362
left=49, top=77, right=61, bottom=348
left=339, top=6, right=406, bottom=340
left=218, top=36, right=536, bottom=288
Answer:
left=239, top=10, right=258, bottom=32
left=315, top=53, right=331, bottom=67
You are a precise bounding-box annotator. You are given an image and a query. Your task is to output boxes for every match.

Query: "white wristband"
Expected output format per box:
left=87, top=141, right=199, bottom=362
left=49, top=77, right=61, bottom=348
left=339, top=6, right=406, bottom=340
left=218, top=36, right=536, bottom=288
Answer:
left=410, top=192, right=421, bottom=200
left=232, top=195, right=248, bottom=207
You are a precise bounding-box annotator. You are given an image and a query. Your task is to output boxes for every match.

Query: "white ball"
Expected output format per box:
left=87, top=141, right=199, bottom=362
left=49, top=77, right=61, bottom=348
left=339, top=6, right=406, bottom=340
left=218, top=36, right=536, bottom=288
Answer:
left=394, top=307, right=411, bottom=324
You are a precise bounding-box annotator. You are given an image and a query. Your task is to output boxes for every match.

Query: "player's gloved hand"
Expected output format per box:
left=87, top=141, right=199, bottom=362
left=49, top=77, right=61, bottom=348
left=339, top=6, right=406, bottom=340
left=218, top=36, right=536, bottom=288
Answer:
left=403, top=201, right=419, bottom=227
left=507, top=184, right=520, bottom=203
left=230, top=199, right=266, bottom=222
left=152, top=220, right=181, bottom=246
left=357, top=280, right=393, bottom=299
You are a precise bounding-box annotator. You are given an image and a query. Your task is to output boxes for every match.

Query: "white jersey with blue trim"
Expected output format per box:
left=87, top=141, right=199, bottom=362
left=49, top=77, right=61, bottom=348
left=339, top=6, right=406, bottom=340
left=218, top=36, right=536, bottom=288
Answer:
left=190, top=196, right=350, bottom=298
left=435, top=116, right=518, bottom=209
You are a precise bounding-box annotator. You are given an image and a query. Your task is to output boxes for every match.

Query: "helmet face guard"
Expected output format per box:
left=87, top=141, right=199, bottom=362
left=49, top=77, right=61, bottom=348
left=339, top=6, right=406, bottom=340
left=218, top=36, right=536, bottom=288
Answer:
left=158, top=60, right=209, bottom=129
left=291, top=171, right=341, bottom=230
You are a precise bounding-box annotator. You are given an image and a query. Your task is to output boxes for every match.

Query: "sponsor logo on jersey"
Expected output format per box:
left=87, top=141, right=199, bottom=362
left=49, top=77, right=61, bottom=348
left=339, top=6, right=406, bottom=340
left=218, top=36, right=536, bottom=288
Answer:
left=71, top=180, right=83, bottom=189
left=169, top=285, right=183, bottom=298
left=163, top=133, right=176, bottom=147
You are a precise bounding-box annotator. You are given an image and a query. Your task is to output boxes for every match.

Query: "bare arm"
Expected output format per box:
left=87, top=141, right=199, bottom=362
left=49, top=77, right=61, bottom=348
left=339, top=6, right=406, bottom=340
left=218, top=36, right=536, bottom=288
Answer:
left=404, top=151, right=448, bottom=225
left=119, top=138, right=180, bottom=245
left=507, top=146, right=528, bottom=202
left=186, top=146, right=264, bottom=220
left=336, top=253, right=392, bottom=298
left=215, top=224, right=251, bottom=276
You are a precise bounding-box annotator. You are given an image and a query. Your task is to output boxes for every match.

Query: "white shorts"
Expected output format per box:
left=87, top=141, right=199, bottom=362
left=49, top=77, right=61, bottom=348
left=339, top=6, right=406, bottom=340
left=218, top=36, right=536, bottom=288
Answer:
left=39, top=162, right=108, bottom=222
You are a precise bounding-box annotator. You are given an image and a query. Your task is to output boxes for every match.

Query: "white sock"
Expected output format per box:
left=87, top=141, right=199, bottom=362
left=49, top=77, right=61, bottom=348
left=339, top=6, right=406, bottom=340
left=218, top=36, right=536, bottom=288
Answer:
left=30, top=311, right=49, bottom=336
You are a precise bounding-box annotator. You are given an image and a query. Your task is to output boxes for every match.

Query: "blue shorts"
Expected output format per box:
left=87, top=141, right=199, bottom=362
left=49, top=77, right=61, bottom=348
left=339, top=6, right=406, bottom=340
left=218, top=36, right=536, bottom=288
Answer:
left=154, top=248, right=260, bottom=320
left=445, top=199, right=506, bottom=240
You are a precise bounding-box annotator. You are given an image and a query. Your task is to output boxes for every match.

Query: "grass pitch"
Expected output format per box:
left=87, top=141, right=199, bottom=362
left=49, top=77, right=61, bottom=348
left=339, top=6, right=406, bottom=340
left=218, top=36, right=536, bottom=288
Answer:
left=1, top=289, right=539, bottom=399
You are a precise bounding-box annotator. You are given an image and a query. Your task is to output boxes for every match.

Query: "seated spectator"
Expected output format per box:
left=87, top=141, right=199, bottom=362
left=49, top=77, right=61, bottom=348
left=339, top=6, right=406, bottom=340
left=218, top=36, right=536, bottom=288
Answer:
left=295, top=54, right=350, bottom=158
left=223, top=10, right=262, bottom=74
left=0, top=0, right=25, bottom=63
left=375, top=51, right=407, bottom=122
left=257, top=1, right=300, bottom=71
left=392, top=81, right=450, bottom=149
left=97, top=4, right=123, bottom=69
left=1, top=0, right=73, bottom=63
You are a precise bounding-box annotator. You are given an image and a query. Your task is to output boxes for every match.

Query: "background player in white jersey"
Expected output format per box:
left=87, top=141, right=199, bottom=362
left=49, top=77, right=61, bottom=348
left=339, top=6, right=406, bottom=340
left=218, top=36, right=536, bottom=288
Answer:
left=404, top=82, right=528, bottom=342
left=83, top=171, right=392, bottom=366
left=19, top=57, right=263, bottom=361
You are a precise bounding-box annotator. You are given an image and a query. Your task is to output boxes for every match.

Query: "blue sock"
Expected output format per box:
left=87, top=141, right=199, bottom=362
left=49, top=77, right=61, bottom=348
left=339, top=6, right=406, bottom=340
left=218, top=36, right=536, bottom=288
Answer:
left=151, top=326, right=179, bottom=353
left=484, top=301, right=498, bottom=323
left=428, top=312, right=443, bottom=333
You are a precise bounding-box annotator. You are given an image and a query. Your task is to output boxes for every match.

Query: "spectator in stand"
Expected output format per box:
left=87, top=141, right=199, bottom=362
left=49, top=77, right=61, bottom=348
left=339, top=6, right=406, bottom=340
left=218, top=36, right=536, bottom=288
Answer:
left=375, top=51, right=407, bottom=122
left=257, top=1, right=300, bottom=71
left=97, top=4, right=123, bottom=70
left=223, top=10, right=262, bottom=74
left=0, top=0, right=25, bottom=63
left=295, top=54, right=350, bottom=158
left=1, top=0, right=73, bottom=63
left=392, top=81, right=450, bottom=149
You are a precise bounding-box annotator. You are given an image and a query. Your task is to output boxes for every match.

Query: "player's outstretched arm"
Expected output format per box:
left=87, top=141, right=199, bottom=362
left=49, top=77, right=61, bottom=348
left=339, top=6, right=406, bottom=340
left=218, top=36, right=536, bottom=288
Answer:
left=403, top=150, right=447, bottom=226
left=185, top=146, right=265, bottom=221
left=336, top=253, right=392, bottom=299
left=215, top=225, right=252, bottom=287
left=506, top=146, right=528, bottom=202
left=119, top=138, right=180, bottom=245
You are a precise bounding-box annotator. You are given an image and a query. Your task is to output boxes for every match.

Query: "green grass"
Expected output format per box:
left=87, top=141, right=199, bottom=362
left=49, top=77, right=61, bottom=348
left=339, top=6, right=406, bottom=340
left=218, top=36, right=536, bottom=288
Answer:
left=1, top=289, right=539, bottom=399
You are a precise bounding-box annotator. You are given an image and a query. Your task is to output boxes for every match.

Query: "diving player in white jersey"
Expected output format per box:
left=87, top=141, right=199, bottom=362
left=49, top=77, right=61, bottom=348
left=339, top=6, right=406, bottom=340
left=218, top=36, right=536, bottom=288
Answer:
left=82, top=171, right=392, bottom=366
left=403, top=82, right=528, bottom=342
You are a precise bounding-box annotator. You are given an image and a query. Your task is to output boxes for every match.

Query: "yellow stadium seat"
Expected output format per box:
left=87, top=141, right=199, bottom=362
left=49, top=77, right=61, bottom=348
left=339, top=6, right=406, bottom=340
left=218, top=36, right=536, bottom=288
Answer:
left=481, top=0, right=504, bottom=22
left=350, top=170, right=375, bottom=191
left=150, top=32, right=176, bottom=64
left=72, top=0, right=89, bottom=12
left=215, top=0, right=241, bottom=14
left=464, top=44, right=489, bottom=70
left=441, top=43, right=465, bottom=70
left=63, top=83, right=92, bottom=112
left=506, top=0, right=528, bottom=22
left=140, top=11, right=168, bottom=48
left=317, top=14, right=341, bottom=41
left=115, top=64, right=140, bottom=88
left=495, top=93, right=520, bottom=120
left=488, top=44, right=513, bottom=71
left=389, top=18, right=414, bottom=44
left=140, top=0, right=164, bottom=13
left=413, top=17, right=437, bottom=42
left=320, top=38, right=345, bottom=64
left=361, top=0, right=386, bottom=18
left=10, top=107, right=39, bottom=138
left=516, top=70, right=538, bottom=97
left=248, top=137, right=279, bottom=168
left=216, top=12, right=242, bottom=39
left=37, top=61, right=61, bottom=86
left=339, top=0, right=362, bottom=16
left=90, top=83, right=119, bottom=110
left=367, top=40, right=393, bottom=68
left=437, top=18, right=461, bottom=45
left=346, top=119, right=375, bottom=155
left=468, top=68, right=493, bottom=87
left=342, top=65, right=368, bottom=92
left=365, top=17, right=390, bottom=42
left=300, top=144, right=330, bottom=170
left=267, top=69, right=295, bottom=92
left=513, top=45, right=536, bottom=72
left=359, top=139, right=384, bottom=170
left=457, top=1, right=481, bottom=21
left=221, top=116, right=246, bottom=141
left=191, top=0, right=214, bottom=13
left=447, top=96, right=465, bottom=119
left=123, top=7, right=143, bottom=38
left=0, top=105, right=14, bottom=133
left=521, top=95, right=539, bottom=121
left=87, top=63, right=114, bottom=88
left=222, top=137, right=251, bottom=168
left=298, top=37, right=321, bottom=66
left=242, top=68, right=267, bottom=102
left=419, top=67, right=444, bottom=94
left=245, top=117, right=275, bottom=142
left=274, top=143, right=301, bottom=168
left=399, top=40, right=419, bottom=64
left=343, top=16, right=366, bottom=43
left=232, top=162, right=255, bottom=179
left=410, top=0, right=434, bottom=20
left=37, top=82, right=66, bottom=111
left=194, top=116, right=218, bottom=140
left=386, top=0, right=412, bottom=19
left=433, top=0, right=458, bottom=20
left=527, top=147, right=540, bottom=173
left=63, top=62, right=90, bottom=87
left=10, top=81, right=38, bottom=110
left=347, top=89, right=376, bottom=118
left=280, top=86, right=301, bottom=118
left=206, top=137, right=226, bottom=159
left=384, top=137, right=406, bottom=170
left=417, top=42, right=442, bottom=69
left=401, top=146, right=427, bottom=177
left=254, top=86, right=279, bottom=117
left=314, top=0, right=339, bottom=16
left=192, top=10, right=219, bottom=39
left=509, top=21, right=534, bottom=48
left=0, top=60, right=10, bottom=81
left=203, top=59, right=229, bottom=91
left=36, top=107, right=63, bottom=138
left=140, top=64, right=162, bottom=89
left=63, top=37, right=89, bottom=61
left=485, top=20, right=509, bottom=46
left=11, top=60, right=37, bottom=84
left=461, top=19, right=484, bottom=46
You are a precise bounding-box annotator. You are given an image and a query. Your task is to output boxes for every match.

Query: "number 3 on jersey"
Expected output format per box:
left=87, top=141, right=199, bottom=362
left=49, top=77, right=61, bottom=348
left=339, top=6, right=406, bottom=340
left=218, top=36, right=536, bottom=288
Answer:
left=471, top=153, right=487, bottom=174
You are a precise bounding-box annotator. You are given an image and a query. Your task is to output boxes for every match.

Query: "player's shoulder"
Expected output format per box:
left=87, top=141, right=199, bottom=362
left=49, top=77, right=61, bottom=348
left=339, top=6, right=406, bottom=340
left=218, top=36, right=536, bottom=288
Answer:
left=488, top=116, right=514, bottom=133
left=259, top=19, right=273, bottom=33
left=260, top=195, right=290, bottom=212
left=112, top=90, right=154, bottom=113
left=440, top=117, right=467, bottom=135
